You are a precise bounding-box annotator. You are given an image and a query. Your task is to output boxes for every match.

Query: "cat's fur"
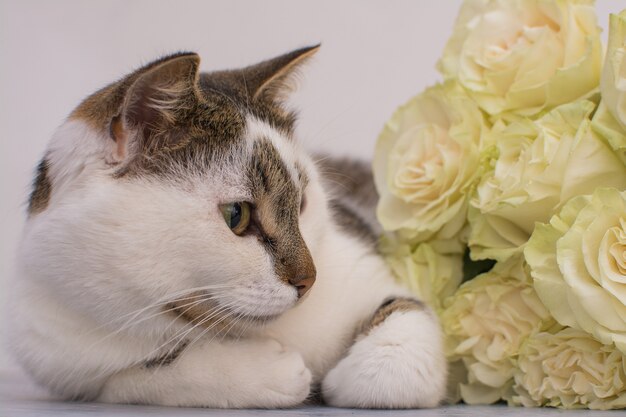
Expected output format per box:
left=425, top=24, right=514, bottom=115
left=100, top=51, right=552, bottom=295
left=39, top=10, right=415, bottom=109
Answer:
left=9, top=46, right=446, bottom=408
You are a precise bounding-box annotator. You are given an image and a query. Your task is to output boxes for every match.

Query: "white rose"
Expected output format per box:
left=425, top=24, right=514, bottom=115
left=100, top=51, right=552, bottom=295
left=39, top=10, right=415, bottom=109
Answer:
left=441, top=257, right=554, bottom=404
left=382, top=237, right=463, bottom=312
left=513, top=328, right=626, bottom=410
left=374, top=82, right=487, bottom=242
left=469, top=100, right=626, bottom=262
left=525, top=187, right=626, bottom=353
left=592, top=101, right=626, bottom=165
left=601, top=9, right=626, bottom=131
left=439, top=0, right=602, bottom=117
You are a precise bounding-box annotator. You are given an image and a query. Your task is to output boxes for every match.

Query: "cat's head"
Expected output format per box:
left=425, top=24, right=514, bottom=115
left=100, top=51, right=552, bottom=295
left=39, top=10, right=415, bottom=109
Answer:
left=22, top=46, right=328, bottom=336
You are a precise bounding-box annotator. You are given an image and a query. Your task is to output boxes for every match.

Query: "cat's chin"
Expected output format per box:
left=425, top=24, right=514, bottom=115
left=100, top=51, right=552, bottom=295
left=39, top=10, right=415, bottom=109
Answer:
left=234, top=297, right=314, bottom=327
left=230, top=292, right=312, bottom=326
left=231, top=310, right=284, bottom=326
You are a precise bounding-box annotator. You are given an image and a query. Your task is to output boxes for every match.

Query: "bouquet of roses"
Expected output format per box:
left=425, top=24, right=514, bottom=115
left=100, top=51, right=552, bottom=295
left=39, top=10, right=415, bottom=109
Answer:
left=373, top=0, right=626, bottom=409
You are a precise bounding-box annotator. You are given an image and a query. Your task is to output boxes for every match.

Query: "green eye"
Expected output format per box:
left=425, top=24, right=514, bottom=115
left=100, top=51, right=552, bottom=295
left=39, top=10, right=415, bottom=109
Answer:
left=220, top=202, right=251, bottom=235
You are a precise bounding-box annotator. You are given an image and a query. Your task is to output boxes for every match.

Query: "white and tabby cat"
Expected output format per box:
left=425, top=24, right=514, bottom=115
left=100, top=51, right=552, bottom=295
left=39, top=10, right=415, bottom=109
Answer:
left=9, top=46, right=446, bottom=408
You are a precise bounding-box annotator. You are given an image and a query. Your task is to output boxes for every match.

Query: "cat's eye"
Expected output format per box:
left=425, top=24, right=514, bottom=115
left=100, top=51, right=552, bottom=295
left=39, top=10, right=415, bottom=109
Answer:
left=220, top=202, right=251, bottom=235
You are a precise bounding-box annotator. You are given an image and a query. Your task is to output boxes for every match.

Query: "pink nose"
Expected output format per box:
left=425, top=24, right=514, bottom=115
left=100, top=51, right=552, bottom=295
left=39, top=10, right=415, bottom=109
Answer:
left=288, top=273, right=316, bottom=298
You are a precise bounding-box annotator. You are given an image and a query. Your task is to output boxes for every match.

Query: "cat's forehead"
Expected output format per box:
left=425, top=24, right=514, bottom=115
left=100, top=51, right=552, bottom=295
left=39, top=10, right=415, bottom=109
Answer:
left=162, top=76, right=308, bottom=192
left=140, top=111, right=309, bottom=198
left=113, top=85, right=306, bottom=184
left=179, top=110, right=309, bottom=202
left=244, top=117, right=305, bottom=188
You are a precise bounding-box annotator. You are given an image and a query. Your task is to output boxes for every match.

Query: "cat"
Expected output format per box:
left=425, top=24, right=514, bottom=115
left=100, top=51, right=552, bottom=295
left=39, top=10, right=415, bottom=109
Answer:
left=9, top=46, right=447, bottom=408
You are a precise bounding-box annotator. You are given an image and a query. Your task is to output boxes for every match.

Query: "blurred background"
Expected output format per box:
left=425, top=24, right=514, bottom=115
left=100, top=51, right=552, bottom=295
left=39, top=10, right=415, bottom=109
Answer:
left=0, top=0, right=617, bottom=376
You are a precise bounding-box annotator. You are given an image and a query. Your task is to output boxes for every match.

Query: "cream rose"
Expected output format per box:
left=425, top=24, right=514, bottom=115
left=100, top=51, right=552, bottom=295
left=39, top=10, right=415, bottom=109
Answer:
left=381, top=237, right=463, bottom=312
left=601, top=10, right=626, bottom=131
left=469, top=100, right=626, bottom=262
left=592, top=101, right=626, bottom=165
left=525, top=188, right=626, bottom=353
left=373, top=82, right=487, bottom=242
left=513, top=328, right=626, bottom=410
left=438, top=0, right=602, bottom=117
left=441, top=257, right=553, bottom=404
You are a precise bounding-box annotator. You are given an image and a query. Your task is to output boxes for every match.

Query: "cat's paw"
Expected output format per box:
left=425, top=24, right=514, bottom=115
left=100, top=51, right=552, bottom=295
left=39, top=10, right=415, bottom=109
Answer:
left=322, top=308, right=446, bottom=408
left=234, top=338, right=312, bottom=408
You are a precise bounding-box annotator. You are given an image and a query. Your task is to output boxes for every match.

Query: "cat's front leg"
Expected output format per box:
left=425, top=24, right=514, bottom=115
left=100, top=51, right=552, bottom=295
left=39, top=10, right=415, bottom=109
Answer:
left=98, top=338, right=311, bottom=408
left=321, top=298, right=446, bottom=408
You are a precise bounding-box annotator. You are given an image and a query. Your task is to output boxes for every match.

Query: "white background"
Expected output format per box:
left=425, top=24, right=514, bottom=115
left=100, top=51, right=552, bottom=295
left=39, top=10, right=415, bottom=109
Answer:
left=0, top=0, right=618, bottom=374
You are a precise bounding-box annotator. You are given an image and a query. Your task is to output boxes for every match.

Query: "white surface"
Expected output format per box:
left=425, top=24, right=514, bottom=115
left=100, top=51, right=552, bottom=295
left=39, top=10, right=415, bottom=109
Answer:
left=0, top=0, right=620, bottom=403
left=2, top=371, right=625, bottom=416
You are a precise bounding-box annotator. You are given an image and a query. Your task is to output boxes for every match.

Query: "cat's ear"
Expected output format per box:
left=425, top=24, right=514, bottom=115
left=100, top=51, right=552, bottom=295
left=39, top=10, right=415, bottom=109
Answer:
left=110, top=52, right=200, bottom=161
left=123, top=52, right=200, bottom=130
left=244, top=45, right=320, bottom=103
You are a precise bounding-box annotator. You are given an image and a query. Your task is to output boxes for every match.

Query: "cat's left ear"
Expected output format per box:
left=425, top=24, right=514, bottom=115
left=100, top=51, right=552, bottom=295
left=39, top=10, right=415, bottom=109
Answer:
left=244, top=45, right=320, bottom=104
left=110, top=52, right=201, bottom=161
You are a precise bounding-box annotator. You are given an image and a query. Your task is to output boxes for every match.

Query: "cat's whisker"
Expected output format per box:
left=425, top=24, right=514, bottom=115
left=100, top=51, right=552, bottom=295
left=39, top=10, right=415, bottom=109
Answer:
left=240, top=70, right=251, bottom=110
left=215, top=308, right=246, bottom=342
left=143, top=299, right=242, bottom=367
left=82, top=284, right=237, bottom=336
left=151, top=288, right=237, bottom=324
left=153, top=293, right=237, bottom=341
left=104, top=291, right=230, bottom=335
left=306, top=103, right=356, bottom=147
left=70, top=306, right=200, bottom=385
left=321, top=178, right=353, bottom=193
left=144, top=304, right=244, bottom=378
left=113, top=296, right=209, bottom=333
left=233, top=306, right=258, bottom=342
left=316, top=170, right=360, bottom=186
left=129, top=297, right=210, bottom=336
left=312, top=154, right=333, bottom=164
left=146, top=305, right=249, bottom=382
left=232, top=306, right=265, bottom=341
left=178, top=308, right=236, bottom=354
left=108, top=285, right=235, bottom=329
left=178, top=298, right=263, bottom=352
left=219, top=299, right=276, bottom=344
left=209, top=313, right=242, bottom=345
left=79, top=288, right=237, bottom=359
left=145, top=314, right=229, bottom=378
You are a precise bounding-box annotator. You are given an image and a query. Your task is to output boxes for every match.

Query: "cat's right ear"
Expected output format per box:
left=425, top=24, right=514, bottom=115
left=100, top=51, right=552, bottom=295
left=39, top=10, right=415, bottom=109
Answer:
left=109, top=53, right=201, bottom=162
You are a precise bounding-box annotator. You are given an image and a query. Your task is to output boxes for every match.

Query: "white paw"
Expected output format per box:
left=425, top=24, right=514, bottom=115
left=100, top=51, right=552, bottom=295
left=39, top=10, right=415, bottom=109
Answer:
left=234, top=338, right=312, bottom=408
left=322, top=310, right=446, bottom=408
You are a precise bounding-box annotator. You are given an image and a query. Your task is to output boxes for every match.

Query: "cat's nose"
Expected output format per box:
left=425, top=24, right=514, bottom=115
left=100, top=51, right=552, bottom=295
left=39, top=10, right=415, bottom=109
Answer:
left=289, top=273, right=316, bottom=298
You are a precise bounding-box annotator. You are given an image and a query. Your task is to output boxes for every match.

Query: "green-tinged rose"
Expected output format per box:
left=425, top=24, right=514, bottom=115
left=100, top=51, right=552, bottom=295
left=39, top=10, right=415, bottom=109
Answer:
left=601, top=10, right=626, bottom=131
left=469, top=100, right=626, bottom=262
left=382, top=237, right=463, bottom=312
left=595, top=8, right=626, bottom=165
left=438, top=0, right=602, bottom=117
left=441, top=257, right=554, bottom=404
left=592, top=101, right=626, bottom=165
left=374, top=82, right=487, bottom=242
left=513, top=328, right=626, bottom=410
left=525, top=188, right=626, bottom=353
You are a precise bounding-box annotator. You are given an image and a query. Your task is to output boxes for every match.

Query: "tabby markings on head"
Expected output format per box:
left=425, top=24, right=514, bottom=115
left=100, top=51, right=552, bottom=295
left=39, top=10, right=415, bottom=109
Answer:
left=27, top=46, right=320, bottom=216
